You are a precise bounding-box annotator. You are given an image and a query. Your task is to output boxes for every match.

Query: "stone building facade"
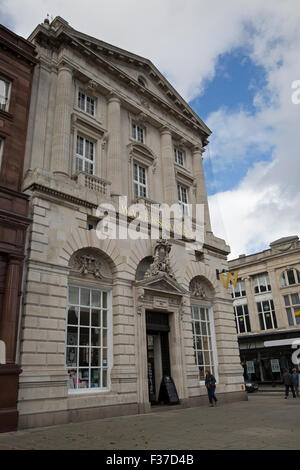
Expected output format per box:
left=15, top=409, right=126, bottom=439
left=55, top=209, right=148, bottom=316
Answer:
left=229, top=236, right=300, bottom=383
left=18, top=16, right=245, bottom=429
left=0, top=25, right=37, bottom=432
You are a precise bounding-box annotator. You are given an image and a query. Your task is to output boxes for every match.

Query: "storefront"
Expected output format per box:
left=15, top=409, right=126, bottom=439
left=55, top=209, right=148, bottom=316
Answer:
left=239, top=330, right=300, bottom=383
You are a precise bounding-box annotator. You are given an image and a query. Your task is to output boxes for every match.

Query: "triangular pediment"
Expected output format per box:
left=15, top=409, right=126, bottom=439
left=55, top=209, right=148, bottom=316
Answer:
left=137, top=272, right=187, bottom=296
left=36, top=17, right=210, bottom=137
left=70, top=31, right=189, bottom=108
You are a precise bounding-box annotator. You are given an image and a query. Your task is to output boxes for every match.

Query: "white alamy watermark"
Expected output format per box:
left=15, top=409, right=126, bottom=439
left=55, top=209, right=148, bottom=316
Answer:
left=291, top=80, right=300, bottom=104
left=94, top=197, right=205, bottom=251
left=292, top=340, right=300, bottom=366
left=0, top=340, right=6, bottom=365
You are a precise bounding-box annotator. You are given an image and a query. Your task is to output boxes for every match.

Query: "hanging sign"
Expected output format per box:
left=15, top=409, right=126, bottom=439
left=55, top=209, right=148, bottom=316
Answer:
left=216, top=269, right=239, bottom=289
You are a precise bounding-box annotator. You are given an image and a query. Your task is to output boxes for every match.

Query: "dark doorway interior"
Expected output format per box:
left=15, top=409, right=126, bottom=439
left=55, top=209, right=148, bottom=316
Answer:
left=146, top=311, right=171, bottom=404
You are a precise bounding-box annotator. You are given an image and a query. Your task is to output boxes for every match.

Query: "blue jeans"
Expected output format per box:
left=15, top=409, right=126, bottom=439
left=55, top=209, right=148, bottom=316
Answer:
left=207, top=386, right=217, bottom=404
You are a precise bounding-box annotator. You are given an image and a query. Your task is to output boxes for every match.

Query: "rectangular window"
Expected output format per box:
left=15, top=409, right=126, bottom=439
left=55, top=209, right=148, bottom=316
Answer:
left=234, top=303, right=251, bottom=334
left=253, top=273, right=271, bottom=294
left=231, top=279, right=246, bottom=298
left=0, top=78, right=11, bottom=112
left=76, top=135, right=95, bottom=175
left=257, top=299, right=277, bottom=330
left=174, top=148, right=184, bottom=166
left=132, top=123, right=145, bottom=143
left=177, top=184, right=189, bottom=216
left=0, top=137, right=3, bottom=170
left=66, top=285, right=110, bottom=391
left=133, top=163, right=147, bottom=198
left=78, top=91, right=95, bottom=116
left=283, top=293, right=300, bottom=326
left=191, top=305, right=217, bottom=382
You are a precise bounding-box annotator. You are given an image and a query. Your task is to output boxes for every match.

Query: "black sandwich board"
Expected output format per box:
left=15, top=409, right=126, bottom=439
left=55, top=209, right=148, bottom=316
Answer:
left=158, top=375, right=180, bottom=405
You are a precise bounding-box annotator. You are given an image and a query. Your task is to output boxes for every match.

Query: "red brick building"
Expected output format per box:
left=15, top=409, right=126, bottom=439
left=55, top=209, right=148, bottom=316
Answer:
left=0, top=24, right=37, bottom=432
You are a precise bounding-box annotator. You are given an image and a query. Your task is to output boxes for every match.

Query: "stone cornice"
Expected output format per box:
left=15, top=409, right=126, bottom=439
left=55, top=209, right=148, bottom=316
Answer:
left=0, top=25, right=38, bottom=66
left=229, top=246, right=300, bottom=270
left=29, top=22, right=211, bottom=142
left=25, top=183, right=98, bottom=209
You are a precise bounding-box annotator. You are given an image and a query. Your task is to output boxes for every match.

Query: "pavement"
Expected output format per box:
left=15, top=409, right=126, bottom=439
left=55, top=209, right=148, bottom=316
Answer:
left=0, top=394, right=299, bottom=450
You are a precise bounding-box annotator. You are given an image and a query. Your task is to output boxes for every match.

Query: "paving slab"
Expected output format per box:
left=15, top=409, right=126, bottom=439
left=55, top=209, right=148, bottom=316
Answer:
left=0, top=394, right=299, bottom=450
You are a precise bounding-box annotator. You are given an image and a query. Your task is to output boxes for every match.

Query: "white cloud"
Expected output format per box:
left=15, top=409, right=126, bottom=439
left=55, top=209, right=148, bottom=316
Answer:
left=206, top=2, right=300, bottom=258
left=0, top=0, right=280, bottom=100
left=1, top=0, right=300, bottom=258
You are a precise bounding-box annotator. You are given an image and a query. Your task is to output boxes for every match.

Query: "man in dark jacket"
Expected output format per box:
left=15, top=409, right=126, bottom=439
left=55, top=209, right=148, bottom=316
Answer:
left=291, top=368, right=299, bottom=397
left=283, top=368, right=296, bottom=398
left=205, top=369, right=218, bottom=407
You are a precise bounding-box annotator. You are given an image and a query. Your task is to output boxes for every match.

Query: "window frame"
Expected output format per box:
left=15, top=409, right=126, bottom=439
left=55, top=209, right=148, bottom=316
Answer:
left=78, top=90, right=96, bottom=117
left=138, top=76, right=147, bottom=88
left=191, top=305, right=218, bottom=384
left=253, top=272, right=271, bottom=294
left=0, top=136, right=4, bottom=170
left=280, top=268, right=300, bottom=287
left=132, top=122, right=145, bottom=144
left=257, top=298, right=277, bottom=330
left=231, top=279, right=246, bottom=298
left=0, top=77, right=11, bottom=112
left=133, top=162, right=147, bottom=199
left=177, top=183, right=189, bottom=216
left=234, top=303, right=251, bottom=334
left=283, top=293, right=300, bottom=326
left=174, top=147, right=185, bottom=167
left=75, top=134, right=95, bottom=175
left=66, top=284, right=112, bottom=394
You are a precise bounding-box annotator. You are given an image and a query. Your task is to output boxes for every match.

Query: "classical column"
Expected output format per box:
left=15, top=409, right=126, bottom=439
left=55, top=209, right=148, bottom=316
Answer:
left=192, top=145, right=212, bottom=232
left=0, top=255, right=23, bottom=433
left=0, top=256, right=22, bottom=364
left=107, top=93, right=122, bottom=195
left=51, top=63, right=73, bottom=175
left=160, top=127, right=177, bottom=206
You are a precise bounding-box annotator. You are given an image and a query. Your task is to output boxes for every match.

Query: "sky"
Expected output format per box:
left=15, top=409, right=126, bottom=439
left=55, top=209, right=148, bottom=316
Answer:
left=1, top=0, right=300, bottom=259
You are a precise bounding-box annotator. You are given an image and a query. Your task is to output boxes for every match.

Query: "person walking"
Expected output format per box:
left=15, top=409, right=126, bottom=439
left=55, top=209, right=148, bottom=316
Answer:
left=283, top=368, right=296, bottom=399
left=291, top=368, right=299, bottom=397
left=205, top=369, right=218, bottom=407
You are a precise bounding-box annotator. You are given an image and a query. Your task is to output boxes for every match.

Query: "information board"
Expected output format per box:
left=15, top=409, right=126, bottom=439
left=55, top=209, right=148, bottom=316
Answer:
left=158, top=376, right=180, bottom=404
left=271, top=359, right=280, bottom=372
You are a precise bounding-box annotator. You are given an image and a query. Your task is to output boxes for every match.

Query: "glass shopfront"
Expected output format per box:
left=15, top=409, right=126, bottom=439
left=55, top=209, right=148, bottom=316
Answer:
left=240, top=345, right=299, bottom=383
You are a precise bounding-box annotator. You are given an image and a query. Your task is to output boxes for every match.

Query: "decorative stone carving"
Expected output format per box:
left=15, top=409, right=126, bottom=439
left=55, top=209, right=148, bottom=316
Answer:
left=101, top=132, right=108, bottom=149
left=136, top=287, right=145, bottom=315
left=190, top=277, right=207, bottom=299
left=153, top=296, right=169, bottom=309
left=87, top=79, right=98, bottom=90
left=140, top=98, right=150, bottom=109
left=133, top=111, right=148, bottom=125
left=70, top=252, right=102, bottom=278
left=152, top=156, right=158, bottom=174
left=179, top=297, right=188, bottom=320
left=145, top=239, right=175, bottom=279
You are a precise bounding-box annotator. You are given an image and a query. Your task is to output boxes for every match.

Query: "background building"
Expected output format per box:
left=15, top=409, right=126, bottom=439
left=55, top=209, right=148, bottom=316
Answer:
left=17, top=16, right=245, bottom=429
left=229, top=236, right=300, bottom=383
left=0, top=25, right=37, bottom=432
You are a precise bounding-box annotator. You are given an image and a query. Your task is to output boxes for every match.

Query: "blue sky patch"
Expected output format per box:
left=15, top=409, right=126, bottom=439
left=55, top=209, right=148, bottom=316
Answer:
left=189, top=47, right=269, bottom=195
left=190, top=47, right=267, bottom=120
